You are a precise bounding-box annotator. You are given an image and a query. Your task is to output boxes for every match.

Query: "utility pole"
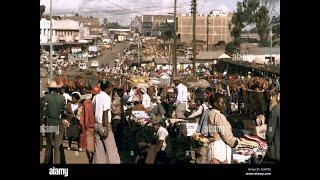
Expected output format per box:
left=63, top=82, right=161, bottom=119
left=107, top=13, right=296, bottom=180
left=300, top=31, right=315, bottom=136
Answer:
left=49, top=0, right=53, bottom=80
left=207, top=13, right=209, bottom=51
left=173, top=0, right=177, bottom=77
left=207, top=11, right=212, bottom=51
left=191, top=0, right=197, bottom=77
left=138, top=41, right=140, bottom=67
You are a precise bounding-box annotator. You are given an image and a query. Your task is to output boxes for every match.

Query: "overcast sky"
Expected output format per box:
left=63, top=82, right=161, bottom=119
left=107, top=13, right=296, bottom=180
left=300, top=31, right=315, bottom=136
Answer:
left=40, top=0, right=279, bottom=26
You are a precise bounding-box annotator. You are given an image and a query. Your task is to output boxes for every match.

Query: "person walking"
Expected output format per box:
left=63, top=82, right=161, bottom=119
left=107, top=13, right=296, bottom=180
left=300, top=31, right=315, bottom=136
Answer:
left=92, top=82, right=120, bottom=164
left=66, top=92, right=82, bottom=153
left=104, top=82, right=121, bottom=163
left=79, top=93, right=95, bottom=164
left=175, top=80, right=188, bottom=119
left=43, top=80, right=66, bottom=164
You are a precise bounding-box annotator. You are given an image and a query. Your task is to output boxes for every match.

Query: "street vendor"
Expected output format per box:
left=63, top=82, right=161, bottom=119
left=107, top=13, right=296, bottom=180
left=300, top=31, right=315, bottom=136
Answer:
left=207, top=94, right=240, bottom=164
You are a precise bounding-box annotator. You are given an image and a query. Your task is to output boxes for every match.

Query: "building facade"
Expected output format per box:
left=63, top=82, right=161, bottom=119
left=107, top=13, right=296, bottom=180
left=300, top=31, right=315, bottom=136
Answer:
left=237, top=47, right=280, bottom=64
left=67, top=16, right=101, bottom=36
left=141, top=15, right=173, bottom=37
left=40, top=18, right=80, bottom=44
left=130, top=16, right=142, bottom=33
left=177, top=11, right=233, bottom=45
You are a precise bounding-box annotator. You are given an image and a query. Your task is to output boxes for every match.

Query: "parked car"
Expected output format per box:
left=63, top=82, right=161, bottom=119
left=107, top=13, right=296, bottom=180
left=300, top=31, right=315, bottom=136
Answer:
left=91, top=61, right=99, bottom=68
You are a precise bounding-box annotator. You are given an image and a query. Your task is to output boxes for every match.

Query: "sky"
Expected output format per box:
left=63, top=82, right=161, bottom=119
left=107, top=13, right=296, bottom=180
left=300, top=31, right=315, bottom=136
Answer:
left=40, top=0, right=279, bottom=26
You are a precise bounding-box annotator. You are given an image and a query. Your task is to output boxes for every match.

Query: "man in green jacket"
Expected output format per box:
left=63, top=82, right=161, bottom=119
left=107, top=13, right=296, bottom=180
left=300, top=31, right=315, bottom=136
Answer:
left=43, top=80, right=66, bottom=164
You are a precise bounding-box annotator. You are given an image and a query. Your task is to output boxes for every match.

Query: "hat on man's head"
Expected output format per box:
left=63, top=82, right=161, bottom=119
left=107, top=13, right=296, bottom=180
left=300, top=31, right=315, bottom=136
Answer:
left=151, top=116, right=164, bottom=125
left=47, top=80, right=62, bottom=88
left=140, top=87, right=147, bottom=94
left=91, top=86, right=101, bottom=95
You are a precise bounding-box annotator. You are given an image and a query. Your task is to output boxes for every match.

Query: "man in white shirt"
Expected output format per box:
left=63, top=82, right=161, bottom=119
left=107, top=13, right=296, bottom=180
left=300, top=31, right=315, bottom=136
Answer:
left=175, top=80, right=188, bottom=118
left=92, top=81, right=120, bottom=164
left=140, top=87, right=151, bottom=110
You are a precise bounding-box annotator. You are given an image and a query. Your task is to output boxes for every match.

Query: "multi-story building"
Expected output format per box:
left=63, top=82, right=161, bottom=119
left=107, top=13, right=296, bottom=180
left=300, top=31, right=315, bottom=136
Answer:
left=141, top=15, right=173, bottom=36
left=130, top=16, right=142, bottom=33
left=40, top=18, right=80, bottom=44
left=177, top=10, right=233, bottom=45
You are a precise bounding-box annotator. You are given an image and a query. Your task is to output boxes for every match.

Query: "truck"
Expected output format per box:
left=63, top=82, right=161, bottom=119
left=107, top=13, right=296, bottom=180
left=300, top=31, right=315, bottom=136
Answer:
left=118, top=35, right=125, bottom=42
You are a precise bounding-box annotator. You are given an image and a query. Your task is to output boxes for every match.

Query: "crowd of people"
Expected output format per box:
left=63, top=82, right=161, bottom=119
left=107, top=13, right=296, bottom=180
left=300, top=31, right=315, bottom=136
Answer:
left=40, top=71, right=280, bottom=164
left=40, top=47, right=280, bottom=164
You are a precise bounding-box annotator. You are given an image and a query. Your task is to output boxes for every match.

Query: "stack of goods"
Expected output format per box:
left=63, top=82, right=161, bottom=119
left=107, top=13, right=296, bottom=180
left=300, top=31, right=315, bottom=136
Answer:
left=192, top=133, right=209, bottom=145
left=233, top=134, right=268, bottom=164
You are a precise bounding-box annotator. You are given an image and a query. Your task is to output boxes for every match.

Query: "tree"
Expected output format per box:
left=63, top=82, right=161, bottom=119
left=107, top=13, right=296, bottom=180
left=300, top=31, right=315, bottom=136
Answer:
left=259, top=0, right=280, bottom=18
left=75, top=13, right=79, bottom=16
left=229, top=0, right=271, bottom=49
left=40, top=5, right=45, bottom=20
left=225, top=42, right=238, bottom=55
left=256, top=6, right=270, bottom=47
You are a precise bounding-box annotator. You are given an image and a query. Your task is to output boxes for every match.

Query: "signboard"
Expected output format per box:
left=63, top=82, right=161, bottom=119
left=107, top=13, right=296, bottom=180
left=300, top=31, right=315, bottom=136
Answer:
left=132, top=111, right=149, bottom=119
left=89, top=46, right=98, bottom=52
left=185, top=123, right=198, bottom=136
left=71, top=47, right=82, bottom=53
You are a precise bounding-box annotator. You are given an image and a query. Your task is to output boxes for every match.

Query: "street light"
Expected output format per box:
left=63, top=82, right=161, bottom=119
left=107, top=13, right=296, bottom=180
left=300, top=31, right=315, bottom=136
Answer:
left=270, top=22, right=280, bottom=66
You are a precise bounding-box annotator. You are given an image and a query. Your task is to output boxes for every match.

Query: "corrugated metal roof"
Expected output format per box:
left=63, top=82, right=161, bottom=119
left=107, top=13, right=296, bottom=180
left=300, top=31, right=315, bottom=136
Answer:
left=154, top=57, right=192, bottom=64
left=241, top=47, right=280, bottom=55
left=195, top=50, right=231, bottom=60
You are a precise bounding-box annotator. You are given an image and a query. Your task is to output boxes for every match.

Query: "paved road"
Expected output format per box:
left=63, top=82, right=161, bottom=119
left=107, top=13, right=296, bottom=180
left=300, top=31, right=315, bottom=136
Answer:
left=66, top=42, right=129, bottom=76
left=90, top=42, right=129, bottom=67
left=40, top=138, right=132, bottom=164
